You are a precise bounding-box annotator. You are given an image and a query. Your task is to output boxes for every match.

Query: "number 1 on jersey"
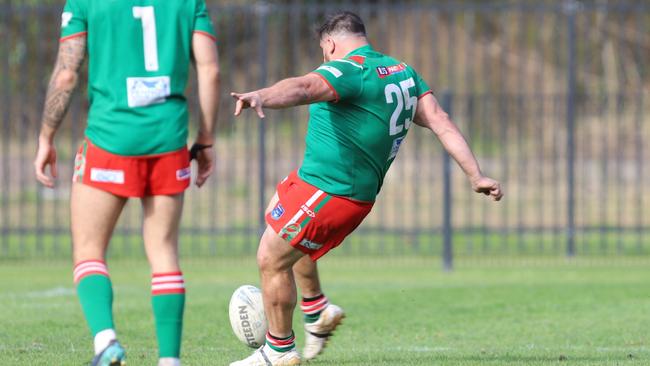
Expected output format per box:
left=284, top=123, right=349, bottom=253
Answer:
left=133, top=6, right=159, bottom=72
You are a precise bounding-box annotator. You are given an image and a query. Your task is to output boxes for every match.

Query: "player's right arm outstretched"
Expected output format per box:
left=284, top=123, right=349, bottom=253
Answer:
left=34, top=36, right=87, bottom=188
left=415, top=93, right=503, bottom=201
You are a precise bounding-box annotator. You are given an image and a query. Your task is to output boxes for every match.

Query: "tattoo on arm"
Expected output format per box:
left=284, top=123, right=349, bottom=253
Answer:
left=41, top=37, right=86, bottom=130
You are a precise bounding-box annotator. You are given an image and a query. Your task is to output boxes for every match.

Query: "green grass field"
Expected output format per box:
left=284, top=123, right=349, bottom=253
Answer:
left=1, top=257, right=649, bottom=365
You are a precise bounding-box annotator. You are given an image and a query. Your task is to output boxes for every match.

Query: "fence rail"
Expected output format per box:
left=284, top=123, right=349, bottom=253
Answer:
left=0, top=1, right=648, bottom=263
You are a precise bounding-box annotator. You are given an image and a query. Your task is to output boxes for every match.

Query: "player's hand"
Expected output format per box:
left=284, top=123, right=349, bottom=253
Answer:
left=231, top=91, right=265, bottom=118
left=192, top=144, right=214, bottom=188
left=471, top=176, right=503, bottom=201
left=34, top=139, right=58, bottom=188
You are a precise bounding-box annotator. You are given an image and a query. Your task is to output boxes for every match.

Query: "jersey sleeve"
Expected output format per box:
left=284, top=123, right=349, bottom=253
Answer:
left=311, top=59, right=364, bottom=102
left=194, top=0, right=217, bottom=41
left=414, top=72, right=432, bottom=99
left=60, top=0, right=87, bottom=41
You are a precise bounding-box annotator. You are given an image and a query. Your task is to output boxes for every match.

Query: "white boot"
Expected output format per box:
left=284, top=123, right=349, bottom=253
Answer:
left=303, top=304, right=345, bottom=361
left=230, top=344, right=301, bottom=366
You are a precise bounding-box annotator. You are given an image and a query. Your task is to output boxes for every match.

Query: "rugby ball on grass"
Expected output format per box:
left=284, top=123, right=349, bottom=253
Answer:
left=229, top=285, right=268, bottom=348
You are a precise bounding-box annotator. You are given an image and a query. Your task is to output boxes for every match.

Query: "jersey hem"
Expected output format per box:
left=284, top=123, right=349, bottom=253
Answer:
left=193, top=30, right=217, bottom=42
left=60, top=31, right=87, bottom=43
left=311, top=72, right=340, bottom=103
left=84, top=136, right=187, bottom=158
left=297, top=168, right=376, bottom=203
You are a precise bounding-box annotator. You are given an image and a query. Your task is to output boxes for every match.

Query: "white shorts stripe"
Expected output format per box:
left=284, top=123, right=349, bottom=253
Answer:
left=282, top=190, right=324, bottom=231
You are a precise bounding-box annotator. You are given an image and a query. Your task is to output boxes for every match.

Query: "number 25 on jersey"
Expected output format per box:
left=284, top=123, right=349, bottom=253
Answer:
left=385, top=77, right=417, bottom=136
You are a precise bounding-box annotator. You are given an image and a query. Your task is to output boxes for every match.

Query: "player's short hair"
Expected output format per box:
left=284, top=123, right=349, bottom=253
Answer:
left=317, top=11, right=366, bottom=39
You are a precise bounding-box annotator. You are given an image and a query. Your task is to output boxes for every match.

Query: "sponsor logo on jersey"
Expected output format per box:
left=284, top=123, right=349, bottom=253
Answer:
left=90, top=168, right=125, bottom=184
left=300, top=204, right=316, bottom=218
left=281, top=223, right=302, bottom=241
left=376, top=63, right=407, bottom=79
left=271, top=204, right=285, bottom=220
left=176, top=167, right=191, bottom=181
left=299, top=239, right=323, bottom=250
left=389, top=136, right=405, bottom=160
left=61, top=12, right=73, bottom=28
left=126, top=76, right=171, bottom=108
left=317, top=65, right=343, bottom=78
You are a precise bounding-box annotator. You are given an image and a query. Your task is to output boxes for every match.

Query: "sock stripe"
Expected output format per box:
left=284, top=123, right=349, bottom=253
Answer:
left=152, top=276, right=184, bottom=284
left=75, top=259, right=106, bottom=266
left=301, top=296, right=328, bottom=314
left=74, top=261, right=109, bottom=284
left=266, top=332, right=295, bottom=350
left=152, top=271, right=182, bottom=277
left=152, top=272, right=185, bottom=295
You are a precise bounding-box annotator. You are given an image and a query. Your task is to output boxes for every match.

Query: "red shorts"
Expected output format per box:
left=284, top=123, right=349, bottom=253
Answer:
left=266, top=170, right=374, bottom=260
left=73, top=139, right=191, bottom=198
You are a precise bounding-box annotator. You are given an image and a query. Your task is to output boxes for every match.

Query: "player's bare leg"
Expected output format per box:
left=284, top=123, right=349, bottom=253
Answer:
left=142, top=194, right=186, bottom=366
left=293, top=257, right=321, bottom=297
left=71, top=183, right=127, bottom=366
left=258, top=227, right=304, bottom=337
left=293, top=257, right=345, bottom=361
left=230, top=225, right=302, bottom=366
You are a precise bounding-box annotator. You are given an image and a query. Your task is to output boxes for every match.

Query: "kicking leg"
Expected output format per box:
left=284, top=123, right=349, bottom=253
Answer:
left=142, top=194, right=185, bottom=366
left=230, top=225, right=303, bottom=366
left=293, top=256, right=345, bottom=361
left=71, top=182, right=127, bottom=365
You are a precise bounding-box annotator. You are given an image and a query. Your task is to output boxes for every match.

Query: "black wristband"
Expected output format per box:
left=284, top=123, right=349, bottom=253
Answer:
left=189, top=143, right=213, bottom=161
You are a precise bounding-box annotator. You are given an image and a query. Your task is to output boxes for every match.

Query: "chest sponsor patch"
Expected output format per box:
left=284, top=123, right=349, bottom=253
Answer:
left=389, top=136, right=405, bottom=160
left=126, top=76, right=171, bottom=108
left=271, top=204, right=285, bottom=220
left=90, top=168, right=125, bottom=184
left=176, top=167, right=191, bottom=181
left=376, top=63, right=407, bottom=79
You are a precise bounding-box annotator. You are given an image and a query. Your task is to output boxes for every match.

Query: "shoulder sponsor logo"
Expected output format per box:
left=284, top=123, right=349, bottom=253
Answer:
left=61, top=12, right=73, bottom=28
left=300, top=204, right=316, bottom=218
left=299, top=239, right=323, bottom=250
left=176, top=167, right=191, bottom=181
left=90, top=168, right=125, bottom=184
left=376, top=63, right=407, bottom=79
left=317, top=65, right=343, bottom=78
left=271, top=204, right=285, bottom=220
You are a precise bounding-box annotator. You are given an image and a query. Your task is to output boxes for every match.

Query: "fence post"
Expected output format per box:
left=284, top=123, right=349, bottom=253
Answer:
left=441, top=92, right=454, bottom=271
left=1, top=0, right=12, bottom=255
left=257, top=2, right=270, bottom=235
left=565, top=0, right=578, bottom=257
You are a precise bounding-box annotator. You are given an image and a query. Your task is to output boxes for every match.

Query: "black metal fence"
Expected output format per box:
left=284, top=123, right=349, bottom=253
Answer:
left=0, top=1, right=648, bottom=264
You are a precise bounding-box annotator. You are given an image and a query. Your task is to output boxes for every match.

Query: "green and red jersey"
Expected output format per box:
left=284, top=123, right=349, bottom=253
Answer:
left=60, top=0, right=216, bottom=156
left=301, top=45, right=432, bottom=202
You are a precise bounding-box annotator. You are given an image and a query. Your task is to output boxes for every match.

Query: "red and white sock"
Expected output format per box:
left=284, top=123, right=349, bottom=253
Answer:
left=73, top=260, right=109, bottom=284
left=301, top=294, right=329, bottom=323
left=265, top=331, right=295, bottom=353
left=151, top=272, right=185, bottom=295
